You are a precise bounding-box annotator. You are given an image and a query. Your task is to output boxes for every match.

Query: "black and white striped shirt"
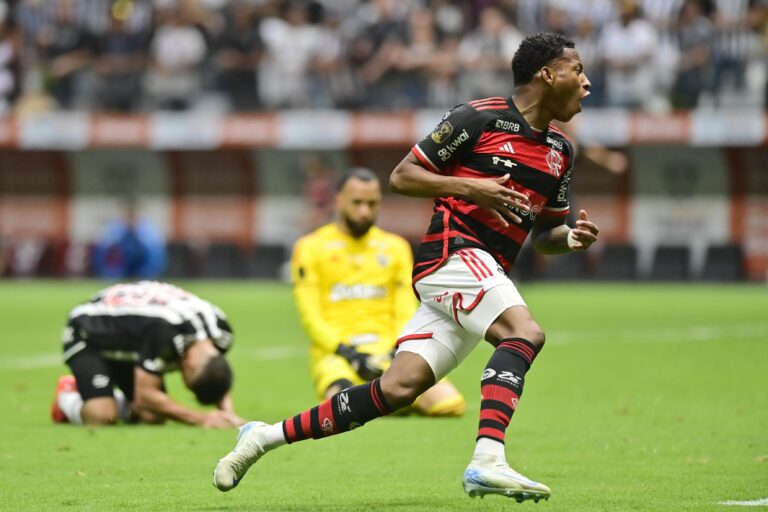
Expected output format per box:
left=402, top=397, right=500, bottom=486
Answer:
left=63, top=281, right=233, bottom=375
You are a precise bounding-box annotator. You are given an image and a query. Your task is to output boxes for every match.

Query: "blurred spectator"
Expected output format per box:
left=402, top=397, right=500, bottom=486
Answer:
left=92, top=202, right=166, bottom=280
left=212, top=1, right=262, bottom=111
left=457, top=5, right=524, bottom=100
left=599, top=0, right=659, bottom=109
left=0, top=1, right=19, bottom=114
left=710, top=0, right=758, bottom=104
left=350, top=0, right=409, bottom=109
left=92, top=11, right=149, bottom=112
left=144, top=3, right=208, bottom=110
left=390, top=8, right=438, bottom=108
left=34, top=0, right=93, bottom=109
left=259, top=1, right=339, bottom=108
left=670, top=0, right=714, bottom=110
left=572, top=15, right=606, bottom=107
left=2, top=0, right=768, bottom=112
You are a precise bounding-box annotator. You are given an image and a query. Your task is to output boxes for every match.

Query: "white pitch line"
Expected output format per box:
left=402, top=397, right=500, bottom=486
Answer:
left=1, top=323, right=765, bottom=370
left=719, top=498, right=768, bottom=507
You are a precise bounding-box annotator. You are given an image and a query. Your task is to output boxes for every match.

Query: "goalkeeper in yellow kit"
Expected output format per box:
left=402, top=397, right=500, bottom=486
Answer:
left=292, top=168, right=465, bottom=416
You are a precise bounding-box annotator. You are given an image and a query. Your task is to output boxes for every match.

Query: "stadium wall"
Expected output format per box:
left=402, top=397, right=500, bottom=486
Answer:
left=0, top=111, right=767, bottom=280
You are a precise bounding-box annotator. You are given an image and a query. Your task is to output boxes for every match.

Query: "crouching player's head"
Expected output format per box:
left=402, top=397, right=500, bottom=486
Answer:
left=181, top=340, right=234, bottom=405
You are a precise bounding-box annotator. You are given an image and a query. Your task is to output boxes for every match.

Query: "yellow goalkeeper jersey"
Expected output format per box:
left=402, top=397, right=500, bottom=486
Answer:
left=291, top=223, right=416, bottom=366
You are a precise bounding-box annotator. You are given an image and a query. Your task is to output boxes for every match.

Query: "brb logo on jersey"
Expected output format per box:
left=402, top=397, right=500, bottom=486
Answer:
left=430, top=121, right=453, bottom=143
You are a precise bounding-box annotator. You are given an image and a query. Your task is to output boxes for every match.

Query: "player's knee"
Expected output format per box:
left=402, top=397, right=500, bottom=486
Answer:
left=380, top=379, right=422, bottom=410
left=526, top=327, right=546, bottom=352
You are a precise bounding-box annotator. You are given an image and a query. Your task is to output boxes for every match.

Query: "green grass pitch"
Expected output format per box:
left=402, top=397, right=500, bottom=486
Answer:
left=0, top=280, right=766, bottom=511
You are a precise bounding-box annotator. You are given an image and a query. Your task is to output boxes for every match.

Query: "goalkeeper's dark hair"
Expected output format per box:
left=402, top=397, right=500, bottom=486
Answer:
left=336, top=167, right=379, bottom=191
left=511, top=32, right=575, bottom=86
left=189, top=354, right=233, bottom=405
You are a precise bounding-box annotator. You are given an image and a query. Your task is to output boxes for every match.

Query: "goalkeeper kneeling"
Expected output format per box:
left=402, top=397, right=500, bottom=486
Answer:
left=292, top=168, right=465, bottom=417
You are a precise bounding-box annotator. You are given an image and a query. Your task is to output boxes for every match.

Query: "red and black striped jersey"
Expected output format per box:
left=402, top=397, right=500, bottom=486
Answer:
left=410, top=96, right=574, bottom=281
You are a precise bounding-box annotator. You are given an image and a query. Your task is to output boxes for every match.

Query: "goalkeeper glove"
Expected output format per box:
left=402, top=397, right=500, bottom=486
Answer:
left=336, top=344, right=385, bottom=381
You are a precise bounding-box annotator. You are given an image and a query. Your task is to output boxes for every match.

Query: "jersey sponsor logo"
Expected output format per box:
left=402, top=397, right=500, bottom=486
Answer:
left=492, top=156, right=517, bottom=169
left=430, top=120, right=454, bottom=143
left=546, top=148, right=563, bottom=177
left=495, top=120, right=521, bottom=133
left=329, top=284, right=386, bottom=302
left=546, top=136, right=563, bottom=150
left=498, top=142, right=515, bottom=154
left=92, top=374, right=110, bottom=389
left=508, top=192, right=542, bottom=222
left=437, top=129, right=469, bottom=161
left=557, top=168, right=572, bottom=203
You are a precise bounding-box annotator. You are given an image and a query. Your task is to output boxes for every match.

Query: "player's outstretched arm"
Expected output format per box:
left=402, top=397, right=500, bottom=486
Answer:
left=531, top=209, right=599, bottom=254
left=132, top=368, right=237, bottom=428
left=390, top=153, right=531, bottom=226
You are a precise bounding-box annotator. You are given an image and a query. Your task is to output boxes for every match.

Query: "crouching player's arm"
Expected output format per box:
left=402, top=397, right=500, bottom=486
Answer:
left=132, top=368, right=239, bottom=428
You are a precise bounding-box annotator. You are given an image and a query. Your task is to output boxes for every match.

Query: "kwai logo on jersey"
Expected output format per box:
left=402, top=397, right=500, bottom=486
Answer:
left=546, top=148, right=563, bottom=176
left=430, top=120, right=453, bottom=143
left=437, top=129, right=470, bottom=161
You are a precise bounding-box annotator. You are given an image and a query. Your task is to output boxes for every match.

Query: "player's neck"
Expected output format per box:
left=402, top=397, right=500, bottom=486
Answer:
left=511, top=90, right=553, bottom=132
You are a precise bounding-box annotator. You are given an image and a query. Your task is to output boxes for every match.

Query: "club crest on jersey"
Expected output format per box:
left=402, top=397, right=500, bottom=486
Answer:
left=430, top=121, right=453, bottom=143
left=546, top=148, right=563, bottom=177
left=377, top=254, right=389, bottom=267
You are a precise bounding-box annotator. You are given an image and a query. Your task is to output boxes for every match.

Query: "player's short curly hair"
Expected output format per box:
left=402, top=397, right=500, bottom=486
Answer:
left=511, top=32, right=575, bottom=87
left=189, top=354, right=233, bottom=405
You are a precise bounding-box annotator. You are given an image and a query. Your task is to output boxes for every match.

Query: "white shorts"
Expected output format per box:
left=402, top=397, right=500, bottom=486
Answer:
left=396, top=249, right=527, bottom=381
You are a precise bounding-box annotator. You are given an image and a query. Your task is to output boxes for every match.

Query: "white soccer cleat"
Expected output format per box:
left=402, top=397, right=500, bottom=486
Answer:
left=213, top=421, right=269, bottom=492
left=462, top=455, right=551, bottom=503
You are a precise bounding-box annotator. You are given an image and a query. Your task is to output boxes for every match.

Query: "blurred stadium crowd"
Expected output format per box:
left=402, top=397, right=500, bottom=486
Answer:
left=0, top=0, right=766, bottom=114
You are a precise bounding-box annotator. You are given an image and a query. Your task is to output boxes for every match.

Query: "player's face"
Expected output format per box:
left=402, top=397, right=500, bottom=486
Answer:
left=546, top=48, right=591, bottom=122
left=337, top=178, right=381, bottom=238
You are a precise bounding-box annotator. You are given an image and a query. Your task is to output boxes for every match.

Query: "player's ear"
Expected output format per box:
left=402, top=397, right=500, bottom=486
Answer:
left=540, top=66, right=555, bottom=86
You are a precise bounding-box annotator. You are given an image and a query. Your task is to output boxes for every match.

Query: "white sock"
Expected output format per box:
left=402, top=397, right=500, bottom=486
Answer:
left=473, top=437, right=505, bottom=461
left=262, top=422, right=287, bottom=450
left=57, top=391, right=84, bottom=425
left=113, top=388, right=131, bottom=422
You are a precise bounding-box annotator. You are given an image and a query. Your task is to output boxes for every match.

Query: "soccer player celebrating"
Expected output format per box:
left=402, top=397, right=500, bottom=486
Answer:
left=213, top=32, right=598, bottom=502
left=51, top=281, right=244, bottom=428
left=292, top=167, right=465, bottom=415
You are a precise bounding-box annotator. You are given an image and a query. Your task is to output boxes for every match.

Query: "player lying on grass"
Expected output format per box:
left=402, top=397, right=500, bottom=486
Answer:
left=51, top=281, right=245, bottom=428
left=212, top=32, right=598, bottom=503
left=292, top=167, right=465, bottom=415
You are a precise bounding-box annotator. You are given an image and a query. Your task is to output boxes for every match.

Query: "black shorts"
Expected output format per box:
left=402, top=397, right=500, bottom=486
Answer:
left=66, top=346, right=136, bottom=402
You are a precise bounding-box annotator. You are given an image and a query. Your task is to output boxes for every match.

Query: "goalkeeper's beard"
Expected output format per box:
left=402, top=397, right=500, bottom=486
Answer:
left=342, top=214, right=374, bottom=238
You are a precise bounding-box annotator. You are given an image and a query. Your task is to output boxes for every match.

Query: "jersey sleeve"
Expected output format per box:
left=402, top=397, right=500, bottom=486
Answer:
left=411, top=103, right=485, bottom=174
left=291, top=236, right=345, bottom=353
left=390, top=236, right=417, bottom=340
left=541, top=140, right=575, bottom=218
